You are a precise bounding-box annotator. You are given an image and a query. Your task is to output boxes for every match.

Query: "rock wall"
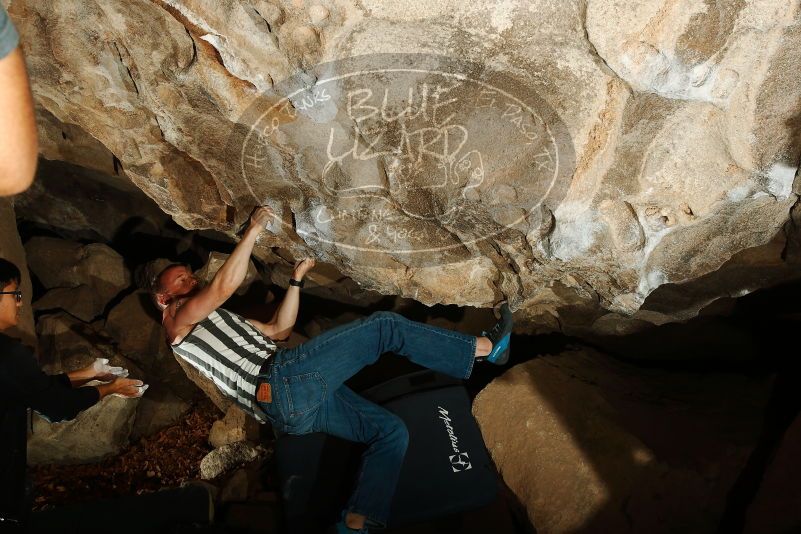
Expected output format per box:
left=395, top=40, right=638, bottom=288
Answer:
left=473, top=348, right=773, bottom=533
left=7, top=0, right=801, bottom=334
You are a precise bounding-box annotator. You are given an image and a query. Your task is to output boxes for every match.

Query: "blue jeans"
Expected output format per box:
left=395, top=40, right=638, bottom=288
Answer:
left=256, top=311, right=477, bottom=527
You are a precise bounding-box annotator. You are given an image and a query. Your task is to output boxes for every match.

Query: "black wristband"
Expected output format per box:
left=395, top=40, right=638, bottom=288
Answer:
left=289, top=278, right=304, bottom=288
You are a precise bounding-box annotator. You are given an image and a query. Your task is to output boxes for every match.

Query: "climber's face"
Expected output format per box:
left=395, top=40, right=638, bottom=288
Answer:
left=159, top=264, right=199, bottom=301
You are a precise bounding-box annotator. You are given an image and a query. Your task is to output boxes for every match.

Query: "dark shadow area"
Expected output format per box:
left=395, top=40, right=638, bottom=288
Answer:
left=110, top=216, right=205, bottom=272
left=532, top=277, right=801, bottom=533
left=27, top=484, right=214, bottom=534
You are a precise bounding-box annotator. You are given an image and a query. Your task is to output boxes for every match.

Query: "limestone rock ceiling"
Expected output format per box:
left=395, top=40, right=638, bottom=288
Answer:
left=10, top=0, right=801, bottom=335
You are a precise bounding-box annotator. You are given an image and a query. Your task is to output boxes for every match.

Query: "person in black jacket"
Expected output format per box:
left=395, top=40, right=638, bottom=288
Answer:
left=0, top=258, right=146, bottom=530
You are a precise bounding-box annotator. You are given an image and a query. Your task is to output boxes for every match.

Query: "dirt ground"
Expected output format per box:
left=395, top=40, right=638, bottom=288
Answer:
left=29, top=400, right=219, bottom=510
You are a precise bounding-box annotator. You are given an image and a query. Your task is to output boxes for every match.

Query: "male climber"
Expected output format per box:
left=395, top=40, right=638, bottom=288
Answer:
left=143, top=206, right=513, bottom=533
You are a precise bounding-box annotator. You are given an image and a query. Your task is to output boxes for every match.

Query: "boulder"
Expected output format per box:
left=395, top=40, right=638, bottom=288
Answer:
left=104, top=290, right=169, bottom=359
left=270, top=260, right=388, bottom=309
left=23, top=237, right=83, bottom=290
left=472, top=348, right=773, bottom=533
left=28, top=313, right=143, bottom=464
left=7, top=0, right=800, bottom=334
left=195, top=251, right=261, bottom=295
left=35, top=312, right=141, bottom=378
left=199, top=441, right=264, bottom=481
left=16, top=137, right=176, bottom=243
left=105, top=290, right=199, bottom=400
left=209, top=406, right=261, bottom=449
left=173, top=355, right=233, bottom=415
left=130, top=385, right=192, bottom=440
left=27, top=395, right=140, bottom=465
left=25, top=237, right=130, bottom=311
left=33, top=284, right=109, bottom=322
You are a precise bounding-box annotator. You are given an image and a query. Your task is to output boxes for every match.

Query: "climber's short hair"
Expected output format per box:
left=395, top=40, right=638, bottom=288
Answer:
left=136, top=259, right=188, bottom=310
left=0, top=258, right=21, bottom=288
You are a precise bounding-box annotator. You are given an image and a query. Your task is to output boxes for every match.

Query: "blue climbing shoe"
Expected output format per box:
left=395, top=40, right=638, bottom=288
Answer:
left=481, top=302, right=513, bottom=365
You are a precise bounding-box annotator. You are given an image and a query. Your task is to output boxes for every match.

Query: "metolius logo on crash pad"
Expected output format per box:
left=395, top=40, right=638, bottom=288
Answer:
left=438, top=406, right=472, bottom=473
left=232, top=54, right=574, bottom=267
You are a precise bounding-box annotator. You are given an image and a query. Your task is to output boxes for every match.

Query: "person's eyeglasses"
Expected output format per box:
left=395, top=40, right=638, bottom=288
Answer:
left=0, top=291, right=23, bottom=303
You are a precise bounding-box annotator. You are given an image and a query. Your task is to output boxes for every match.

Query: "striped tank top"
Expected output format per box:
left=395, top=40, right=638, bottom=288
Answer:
left=171, top=308, right=277, bottom=423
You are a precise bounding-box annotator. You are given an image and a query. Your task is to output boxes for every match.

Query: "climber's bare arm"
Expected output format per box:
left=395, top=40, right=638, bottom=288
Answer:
left=247, top=258, right=315, bottom=341
left=160, top=207, right=274, bottom=344
left=0, top=47, right=38, bottom=195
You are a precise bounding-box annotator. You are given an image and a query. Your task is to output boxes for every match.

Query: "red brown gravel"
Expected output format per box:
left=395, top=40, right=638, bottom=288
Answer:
left=29, top=399, right=220, bottom=510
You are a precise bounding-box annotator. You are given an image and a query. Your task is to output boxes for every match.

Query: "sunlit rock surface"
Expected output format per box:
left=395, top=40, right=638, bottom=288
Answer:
left=472, top=348, right=772, bottom=533
left=199, top=441, right=264, bottom=480
left=209, top=406, right=260, bottom=449
left=9, top=0, right=801, bottom=334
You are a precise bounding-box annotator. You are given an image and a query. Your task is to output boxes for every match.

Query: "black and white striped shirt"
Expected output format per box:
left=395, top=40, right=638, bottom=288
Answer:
left=171, top=308, right=277, bottom=423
